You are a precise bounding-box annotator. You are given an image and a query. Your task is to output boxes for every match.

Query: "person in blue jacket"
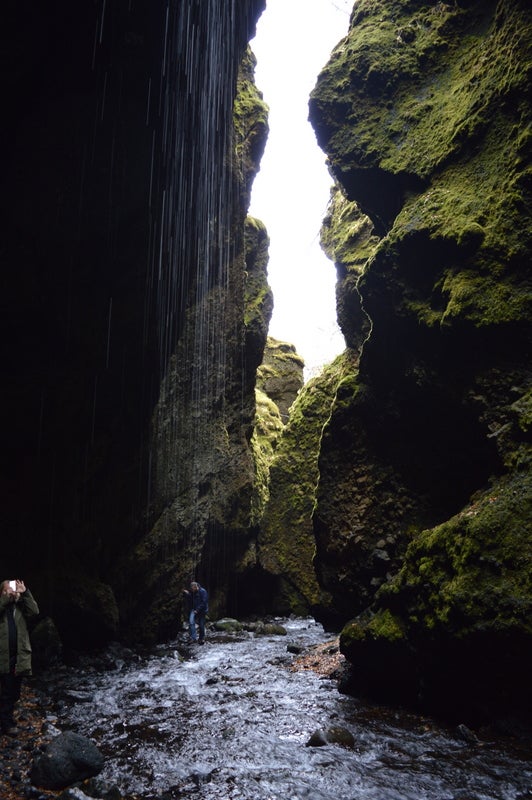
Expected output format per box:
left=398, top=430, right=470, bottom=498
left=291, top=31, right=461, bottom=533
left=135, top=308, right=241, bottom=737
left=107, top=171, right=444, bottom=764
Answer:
left=183, top=581, right=208, bottom=644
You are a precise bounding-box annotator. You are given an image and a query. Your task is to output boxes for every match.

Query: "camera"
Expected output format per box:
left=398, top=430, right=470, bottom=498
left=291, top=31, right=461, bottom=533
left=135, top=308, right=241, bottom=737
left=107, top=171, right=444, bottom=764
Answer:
left=8, top=581, right=17, bottom=591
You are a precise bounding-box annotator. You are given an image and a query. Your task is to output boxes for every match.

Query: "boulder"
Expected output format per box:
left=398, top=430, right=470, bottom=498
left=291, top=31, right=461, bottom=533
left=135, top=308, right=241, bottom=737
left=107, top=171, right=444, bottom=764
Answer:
left=254, top=622, right=287, bottom=636
left=213, top=618, right=243, bottom=633
left=306, top=726, right=355, bottom=748
left=31, top=616, right=63, bottom=671
left=31, top=731, right=104, bottom=790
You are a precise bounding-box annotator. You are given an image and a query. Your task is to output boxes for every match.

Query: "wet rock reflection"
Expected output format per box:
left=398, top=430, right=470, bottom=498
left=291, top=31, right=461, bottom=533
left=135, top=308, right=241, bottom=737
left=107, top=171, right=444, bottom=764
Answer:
left=44, top=619, right=531, bottom=799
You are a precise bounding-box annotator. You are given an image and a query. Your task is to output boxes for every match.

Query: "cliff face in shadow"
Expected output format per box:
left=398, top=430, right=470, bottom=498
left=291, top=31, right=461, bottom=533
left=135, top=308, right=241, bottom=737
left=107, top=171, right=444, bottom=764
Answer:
left=308, top=0, right=532, bottom=723
left=116, top=44, right=272, bottom=643
left=1, top=0, right=266, bottom=648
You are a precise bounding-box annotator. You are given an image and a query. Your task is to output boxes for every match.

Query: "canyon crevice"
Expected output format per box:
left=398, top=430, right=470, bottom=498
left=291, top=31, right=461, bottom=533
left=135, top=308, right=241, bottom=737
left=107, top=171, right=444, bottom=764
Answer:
left=1, top=0, right=530, bottom=728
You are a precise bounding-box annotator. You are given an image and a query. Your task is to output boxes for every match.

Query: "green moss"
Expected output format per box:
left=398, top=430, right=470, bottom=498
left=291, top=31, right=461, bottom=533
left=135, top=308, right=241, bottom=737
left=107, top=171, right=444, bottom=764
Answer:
left=384, top=123, right=532, bottom=328
left=366, top=609, right=406, bottom=641
left=258, top=337, right=305, bottom=371
left=313, top=0, right=530, bottom=179
left=250, top=388, right=283, bottom=525
left=340, top=619, right=367, bottom=646
left=321, top=185, right=380, bottom=272
left=257, top=352, right=356, bottom=610
left=234, top=47, right=269, bottom=179
left=246, top=215, right=266, bottom=233
left=244, top=215, right=273, bottom=331
left=341, top=609, right=406, bottom=650
left=311, top=0, right=531, bottom=330
left=511, top=388, right=532, bottom=435
left=378, top=469, right=532, bottom=637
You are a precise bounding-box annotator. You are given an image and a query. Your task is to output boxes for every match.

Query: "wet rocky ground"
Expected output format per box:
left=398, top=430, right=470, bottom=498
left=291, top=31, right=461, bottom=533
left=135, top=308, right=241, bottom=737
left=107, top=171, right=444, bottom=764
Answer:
left=2, top=618, right=531, bottom=800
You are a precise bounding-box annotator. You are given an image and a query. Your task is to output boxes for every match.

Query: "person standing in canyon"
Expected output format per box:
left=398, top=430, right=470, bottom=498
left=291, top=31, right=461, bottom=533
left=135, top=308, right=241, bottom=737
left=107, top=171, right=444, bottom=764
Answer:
left=183, top=581, right=208, bottom=645
left=0, top=579, right=39, bottom=736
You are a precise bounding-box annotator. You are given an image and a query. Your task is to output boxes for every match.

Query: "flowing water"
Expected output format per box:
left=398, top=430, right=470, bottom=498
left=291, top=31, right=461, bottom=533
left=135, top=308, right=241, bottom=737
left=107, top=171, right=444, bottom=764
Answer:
left=45, top=618, right=530, bottom=800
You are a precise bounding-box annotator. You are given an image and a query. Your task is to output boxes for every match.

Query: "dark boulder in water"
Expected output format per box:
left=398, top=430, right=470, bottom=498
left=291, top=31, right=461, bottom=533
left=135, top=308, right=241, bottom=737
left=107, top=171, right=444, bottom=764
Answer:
left=31, top=731, right=104, bottom=790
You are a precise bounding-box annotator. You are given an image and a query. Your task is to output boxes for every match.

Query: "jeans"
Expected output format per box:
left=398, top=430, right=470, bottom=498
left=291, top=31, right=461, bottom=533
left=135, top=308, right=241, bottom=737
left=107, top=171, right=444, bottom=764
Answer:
left=188, top=610, right=205, bottom=642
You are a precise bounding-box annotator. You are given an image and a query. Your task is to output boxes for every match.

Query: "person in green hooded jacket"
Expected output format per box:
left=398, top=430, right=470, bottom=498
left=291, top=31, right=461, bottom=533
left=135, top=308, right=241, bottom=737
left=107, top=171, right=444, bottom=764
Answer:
left=0, top=579, right=39, bottom=736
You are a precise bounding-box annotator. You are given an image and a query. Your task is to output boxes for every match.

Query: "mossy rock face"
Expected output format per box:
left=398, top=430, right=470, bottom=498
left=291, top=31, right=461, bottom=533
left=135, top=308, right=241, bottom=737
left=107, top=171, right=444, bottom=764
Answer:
left=249, top=337, right=303, bottom=551
left=309, top=0, right=531, bottom=721
left=244, top=216, right=274, bottom=362
left=339, top=610, right=418, bottom=704
left=256, top=337, right=305, bottom=421
left=313, top=364, right=431, bottom=623
left=254, top=353, right=358, bottom=618
left=250, top=387, right=284, bottom=525
left=234, top=46, right=269, bottom=204
left=341, top=469, right=532, bottom=720
left=50, top=573, right=119, bottom=651
left=313, top=344, right=509, bottom=626
left=380, top=469, right=532, bottom=639
left=310, top=0, right=531, bottom=332
left=320, top=186, right=378, bottom=351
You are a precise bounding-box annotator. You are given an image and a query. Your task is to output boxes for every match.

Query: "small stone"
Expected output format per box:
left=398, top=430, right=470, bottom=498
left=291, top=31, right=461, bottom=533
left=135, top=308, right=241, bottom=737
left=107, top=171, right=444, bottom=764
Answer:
left=287, top=643, right=303, bottom=654
left=456, top=724, right=480, bottom=746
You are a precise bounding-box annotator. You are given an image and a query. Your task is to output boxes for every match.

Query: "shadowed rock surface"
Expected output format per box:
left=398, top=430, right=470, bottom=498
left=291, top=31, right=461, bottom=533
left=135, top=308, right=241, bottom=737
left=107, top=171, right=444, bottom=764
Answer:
left=307, top=0, right=532, bottom=723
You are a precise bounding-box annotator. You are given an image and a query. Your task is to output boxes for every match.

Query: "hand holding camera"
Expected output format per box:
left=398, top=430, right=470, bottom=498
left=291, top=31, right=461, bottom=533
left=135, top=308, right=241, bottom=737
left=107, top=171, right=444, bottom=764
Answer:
left=5, top=579, right=25, bottom=600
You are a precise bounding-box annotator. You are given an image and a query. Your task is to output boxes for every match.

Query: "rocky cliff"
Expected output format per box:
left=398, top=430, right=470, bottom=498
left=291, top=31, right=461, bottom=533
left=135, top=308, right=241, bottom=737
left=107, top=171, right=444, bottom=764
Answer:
left=1, top=0, right=267, bottom=647
left=115, top=42, right=272, bottom=643
left=257, top=338, right=305, bottom=422
left=307, top=0, right=532, bottom=723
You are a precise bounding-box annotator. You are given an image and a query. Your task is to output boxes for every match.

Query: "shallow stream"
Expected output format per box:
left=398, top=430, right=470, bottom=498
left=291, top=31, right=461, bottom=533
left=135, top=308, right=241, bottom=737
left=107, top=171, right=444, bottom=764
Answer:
left=48, top=618, right=531, bottom=799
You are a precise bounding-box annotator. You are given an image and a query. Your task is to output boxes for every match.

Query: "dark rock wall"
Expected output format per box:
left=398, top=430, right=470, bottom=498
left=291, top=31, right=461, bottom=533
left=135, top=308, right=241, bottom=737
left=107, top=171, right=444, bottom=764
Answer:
left=1, top=0, right=266, bottom=648
left=308, top=0, right=532, bottom=722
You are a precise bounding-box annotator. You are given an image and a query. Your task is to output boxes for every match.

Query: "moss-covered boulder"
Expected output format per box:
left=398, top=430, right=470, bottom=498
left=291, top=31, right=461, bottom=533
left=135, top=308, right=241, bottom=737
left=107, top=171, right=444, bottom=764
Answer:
left=213, top=618, right=244, bottom=633
left=309, top=0, right=532, bottom=721
left=254, top=621, right=287, bottom=636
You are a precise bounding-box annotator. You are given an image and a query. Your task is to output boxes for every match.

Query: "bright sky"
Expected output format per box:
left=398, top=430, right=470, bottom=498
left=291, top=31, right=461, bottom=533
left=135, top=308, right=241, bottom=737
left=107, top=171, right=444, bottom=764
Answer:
left=249, top=0, right=351, bottom=380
